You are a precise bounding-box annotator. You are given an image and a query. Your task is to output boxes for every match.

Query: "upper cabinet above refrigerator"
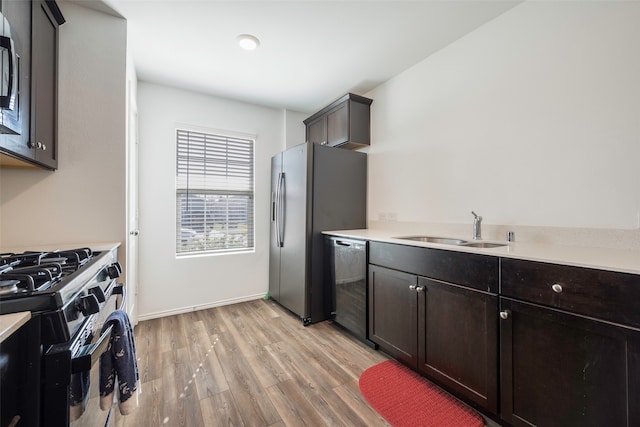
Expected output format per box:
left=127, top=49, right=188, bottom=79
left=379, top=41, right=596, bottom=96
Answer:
left=304, top=93, right=372, bottom=150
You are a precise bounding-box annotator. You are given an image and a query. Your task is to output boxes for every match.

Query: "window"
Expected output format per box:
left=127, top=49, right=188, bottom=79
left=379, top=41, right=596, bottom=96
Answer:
left=176, top=129, right=254, bottom=255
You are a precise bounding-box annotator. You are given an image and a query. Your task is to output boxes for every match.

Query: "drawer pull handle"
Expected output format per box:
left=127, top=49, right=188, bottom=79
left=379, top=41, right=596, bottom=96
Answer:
left=409, top=284, right=417, bottom=291
left=551, top=283, right=563, bottom=293
left=499, top=310, right=510, bottom=320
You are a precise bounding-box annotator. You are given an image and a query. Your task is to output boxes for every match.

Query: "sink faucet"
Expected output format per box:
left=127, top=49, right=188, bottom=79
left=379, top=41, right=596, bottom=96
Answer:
left=471, top=211, right=482, bottom=240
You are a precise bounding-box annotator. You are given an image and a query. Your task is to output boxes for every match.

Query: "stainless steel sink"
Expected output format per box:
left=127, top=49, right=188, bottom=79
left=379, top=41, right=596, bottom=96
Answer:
left=395, top=236, right=468, bottom=245
left=461, top=242, right=508, bottom=248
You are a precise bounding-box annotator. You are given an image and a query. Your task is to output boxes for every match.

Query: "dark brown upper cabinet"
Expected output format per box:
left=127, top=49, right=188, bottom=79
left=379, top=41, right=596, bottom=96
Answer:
left=0, top=0, right=64, bottom=170
left=303, top=93, right=372, bottom=150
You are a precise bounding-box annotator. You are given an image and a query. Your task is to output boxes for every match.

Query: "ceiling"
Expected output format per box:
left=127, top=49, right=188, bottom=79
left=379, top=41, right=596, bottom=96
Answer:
left=99, top=0, right=521, bottom=113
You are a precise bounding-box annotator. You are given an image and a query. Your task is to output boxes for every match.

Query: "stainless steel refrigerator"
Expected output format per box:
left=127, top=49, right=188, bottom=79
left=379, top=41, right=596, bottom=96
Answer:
left=269, top=142, right=367, bottom=325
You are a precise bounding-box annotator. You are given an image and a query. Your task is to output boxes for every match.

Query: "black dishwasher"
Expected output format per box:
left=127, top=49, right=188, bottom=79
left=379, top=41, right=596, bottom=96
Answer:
left=327, top=237, right=374, bottom=346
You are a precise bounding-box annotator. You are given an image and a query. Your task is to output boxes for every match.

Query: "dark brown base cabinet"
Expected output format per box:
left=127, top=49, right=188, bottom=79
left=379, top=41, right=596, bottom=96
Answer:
left=368, top=265, right=418, bottom=366
left=500, top=298, right=640, bottom=426
left=368, top=242, right=500, bottom=414
left=419, top=277, right=498, bottom=414
left=367, top=243, right=640, bottom=426
left=500, top=257, right=640, bottom=427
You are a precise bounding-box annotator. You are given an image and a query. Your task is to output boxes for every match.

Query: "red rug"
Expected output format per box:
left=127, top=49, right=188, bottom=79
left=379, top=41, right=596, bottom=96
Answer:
left=358, top=360, right=484, bottom=427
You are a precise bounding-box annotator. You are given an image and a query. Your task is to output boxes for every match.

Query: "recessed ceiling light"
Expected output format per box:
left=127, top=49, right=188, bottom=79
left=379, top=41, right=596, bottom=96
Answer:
left=237, top=34, right=260, bottom=51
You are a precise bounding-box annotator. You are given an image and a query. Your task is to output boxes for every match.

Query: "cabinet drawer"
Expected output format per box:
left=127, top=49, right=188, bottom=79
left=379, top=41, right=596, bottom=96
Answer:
left=369, top=242, right=498, bottom=293
left=501, top=258, right=640, bottom=328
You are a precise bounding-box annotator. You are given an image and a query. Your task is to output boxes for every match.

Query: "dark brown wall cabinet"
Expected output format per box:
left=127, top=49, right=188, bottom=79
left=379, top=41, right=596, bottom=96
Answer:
left=499, top=258, right=640, bottom=426
left=368, top=242, right=499, bottom=414
left=0, top=0, right=64, bottom=170
left=303, top=93, right=372, bottom=150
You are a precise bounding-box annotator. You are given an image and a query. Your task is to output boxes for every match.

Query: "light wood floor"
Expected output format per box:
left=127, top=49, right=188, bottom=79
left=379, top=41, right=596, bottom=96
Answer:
left=112, top=299, right=390, bottom=426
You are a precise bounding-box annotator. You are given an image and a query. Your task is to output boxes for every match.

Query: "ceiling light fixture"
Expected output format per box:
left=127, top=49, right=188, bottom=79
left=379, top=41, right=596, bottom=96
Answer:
left=237, top=34, right=260, bottom=51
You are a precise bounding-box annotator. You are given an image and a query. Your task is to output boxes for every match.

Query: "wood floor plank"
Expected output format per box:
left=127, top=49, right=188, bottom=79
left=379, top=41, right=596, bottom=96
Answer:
left=217, top=304, right=291, bottom=389
left=186, top=321, right=230, bottom=399
left=114, top=300, right=392, bottom=426
left=332, top=379, right=390, bottom=426
left=214, top=312, right=282, bottom=426
left=160, top=314, right=188, bottom=352
left=199, top=389, right=246, bottom=427
left=265, top=379, right=326, bottom=427
left=164, top=347, right=206, bottom=427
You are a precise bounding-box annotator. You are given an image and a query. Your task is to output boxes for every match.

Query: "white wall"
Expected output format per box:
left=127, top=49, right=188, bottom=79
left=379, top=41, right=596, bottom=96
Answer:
left=137, top=82, right=285, bottom=319
left=366, top=1, right=640, bottom=230
left=0, top=3, right=127, bottom=253
left=284, top=109, right=308, bottom=148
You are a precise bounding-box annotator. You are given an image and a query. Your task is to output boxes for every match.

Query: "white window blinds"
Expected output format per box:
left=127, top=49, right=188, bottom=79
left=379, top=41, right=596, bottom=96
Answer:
left=176, top=129, right=254, bottom=255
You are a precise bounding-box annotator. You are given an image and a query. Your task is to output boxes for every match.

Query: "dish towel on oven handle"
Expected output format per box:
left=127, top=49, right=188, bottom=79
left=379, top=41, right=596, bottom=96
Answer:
left=99, top=309, right=140, bottom=415
left=69, top=370, right=90, bottom=421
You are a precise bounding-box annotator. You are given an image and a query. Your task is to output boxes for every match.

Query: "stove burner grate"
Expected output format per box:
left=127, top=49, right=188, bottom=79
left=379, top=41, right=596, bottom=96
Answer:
left=0, top=248, right=94, bottom=294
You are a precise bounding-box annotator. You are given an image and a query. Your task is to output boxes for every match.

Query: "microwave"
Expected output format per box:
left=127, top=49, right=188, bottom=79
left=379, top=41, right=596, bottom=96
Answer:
left=0, top=9, right=21, bottom=135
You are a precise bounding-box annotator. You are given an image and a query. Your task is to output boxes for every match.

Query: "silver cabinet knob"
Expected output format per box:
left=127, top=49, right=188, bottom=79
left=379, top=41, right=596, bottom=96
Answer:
left=416, top=286, right=425, bottom=292
left=28, top=141, right=35, bottom=149
left=41, top=143, right=46, bottom=151
left=36, top=141, right=43, bottom=149
left=551, top=283, right=563, bottom=293
left=409, top=284, right=417, bottom=291
left=499, top=310, right=510, bottom=320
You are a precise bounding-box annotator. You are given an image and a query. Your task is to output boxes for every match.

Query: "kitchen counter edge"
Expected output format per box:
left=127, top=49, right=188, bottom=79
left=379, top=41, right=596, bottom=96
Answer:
left=0, top=241, right=121, bottom=254
left=0, top=311, right=31, bottom=343
left=323, top=229, right=640, bottom=276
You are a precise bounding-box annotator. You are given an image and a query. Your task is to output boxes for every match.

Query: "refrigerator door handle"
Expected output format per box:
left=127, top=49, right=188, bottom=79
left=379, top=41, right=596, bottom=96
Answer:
left=277, top=172, right=285, bottom=247
left=272, top=188, right=279, bottom=246
left=274, top=172, right=281, bottom=247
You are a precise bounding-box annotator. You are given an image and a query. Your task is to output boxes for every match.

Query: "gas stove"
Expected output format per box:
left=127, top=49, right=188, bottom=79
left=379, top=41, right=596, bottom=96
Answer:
left=0, top=248, right=122, bottom=343
left=0, top=245, right=124, bottom=426
left=0, top=247, right=93, bottom=294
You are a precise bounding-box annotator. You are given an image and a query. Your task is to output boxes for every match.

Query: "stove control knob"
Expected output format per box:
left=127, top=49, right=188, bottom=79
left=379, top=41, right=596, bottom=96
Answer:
left=106, top=262, right=122, bottom=279
left=79, top=294, right=100, bottom=317
left=89, top=286, right=106, bottom=303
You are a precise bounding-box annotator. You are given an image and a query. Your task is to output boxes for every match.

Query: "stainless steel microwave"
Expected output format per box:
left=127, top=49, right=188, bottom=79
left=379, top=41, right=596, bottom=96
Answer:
left=0, top=10, right=21, bottom=135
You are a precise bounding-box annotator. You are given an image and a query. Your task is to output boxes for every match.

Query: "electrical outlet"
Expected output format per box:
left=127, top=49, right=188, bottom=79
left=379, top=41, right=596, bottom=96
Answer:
left=388, top=212, right=398, bottom=222
left=378, top=212, right=388, bottom=221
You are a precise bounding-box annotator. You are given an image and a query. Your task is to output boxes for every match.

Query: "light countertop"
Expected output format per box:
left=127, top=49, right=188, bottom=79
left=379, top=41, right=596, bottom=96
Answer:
left=0, top=311, right=31, bottom=343
left=323, top=229, right=640, bottom=275
left=0, top=241, right=121, bottom=254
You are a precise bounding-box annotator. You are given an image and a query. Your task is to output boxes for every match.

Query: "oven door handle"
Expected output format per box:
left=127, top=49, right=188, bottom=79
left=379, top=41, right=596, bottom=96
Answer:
left=71, top=324, right=113, bottom=374
left=70, top=284, right=127, bottom=373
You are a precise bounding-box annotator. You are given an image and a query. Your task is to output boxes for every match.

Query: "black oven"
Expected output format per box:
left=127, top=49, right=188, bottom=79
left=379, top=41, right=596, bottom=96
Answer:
left=45, top=282, right=125, bottom=427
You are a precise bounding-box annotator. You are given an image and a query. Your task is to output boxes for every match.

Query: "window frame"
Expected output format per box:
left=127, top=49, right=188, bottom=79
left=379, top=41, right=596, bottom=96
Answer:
left=175, top=126, right=256, bottom=257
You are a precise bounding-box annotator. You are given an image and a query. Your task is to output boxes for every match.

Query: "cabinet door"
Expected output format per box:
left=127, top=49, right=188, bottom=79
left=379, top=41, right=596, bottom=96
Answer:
left=500, top=298, right=640, bottom=427
left=418, top=278, right=498, bottom=413
left=368, top=265, right=418, bottom=367
left=326, top=101, right=348, bottom=147
left=31, top=0, right=58, bottom=169
left=0, top=0, right=33, bottom=161
left=306, top=115, right=325, bottom=144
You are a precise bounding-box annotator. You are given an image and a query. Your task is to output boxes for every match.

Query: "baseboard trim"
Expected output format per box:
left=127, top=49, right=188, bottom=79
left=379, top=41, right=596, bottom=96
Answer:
left=137, top=293, right=266, bottom=321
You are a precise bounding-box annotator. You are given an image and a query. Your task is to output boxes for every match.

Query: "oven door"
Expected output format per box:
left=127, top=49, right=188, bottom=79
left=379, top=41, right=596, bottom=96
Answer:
left=68, top=282, right=126, bottom=427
